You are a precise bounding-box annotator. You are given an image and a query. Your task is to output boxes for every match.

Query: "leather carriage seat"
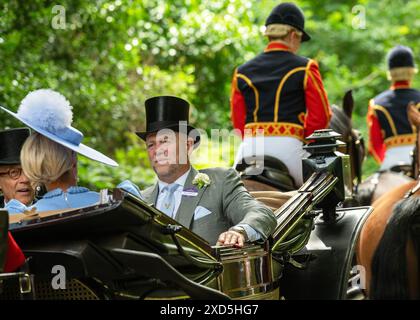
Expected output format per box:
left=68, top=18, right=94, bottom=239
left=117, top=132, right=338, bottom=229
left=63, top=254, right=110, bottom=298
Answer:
left=8, top=207, right=81, bottom=225
left=250, top=190, right=297, bottom=211
left=236, top=155, right=297, bottom=191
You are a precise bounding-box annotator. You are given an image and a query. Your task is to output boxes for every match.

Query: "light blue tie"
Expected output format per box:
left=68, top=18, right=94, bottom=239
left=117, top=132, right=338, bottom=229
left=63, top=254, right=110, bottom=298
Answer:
left=159, top=183, right=179, bottom=219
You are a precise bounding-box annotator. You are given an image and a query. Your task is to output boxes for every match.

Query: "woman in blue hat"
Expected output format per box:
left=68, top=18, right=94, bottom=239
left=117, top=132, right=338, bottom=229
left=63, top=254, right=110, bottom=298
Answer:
left=2, top=89, right=141, bottom=213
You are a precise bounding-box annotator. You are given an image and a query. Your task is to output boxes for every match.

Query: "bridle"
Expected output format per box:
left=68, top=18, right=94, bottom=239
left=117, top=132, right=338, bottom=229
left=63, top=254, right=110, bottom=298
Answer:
left=405, top=127, right=420, bottom=199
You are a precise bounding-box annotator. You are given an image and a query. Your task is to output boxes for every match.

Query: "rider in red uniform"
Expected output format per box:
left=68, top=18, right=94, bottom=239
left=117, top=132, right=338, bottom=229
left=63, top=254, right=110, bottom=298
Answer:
left=367, top=45, right=420, bottom=170
left=230, top=2, right=331, bottom=186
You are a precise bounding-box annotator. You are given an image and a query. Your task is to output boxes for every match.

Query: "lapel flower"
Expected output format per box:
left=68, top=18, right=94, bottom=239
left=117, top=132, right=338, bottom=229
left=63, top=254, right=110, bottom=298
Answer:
left=192, top=172, right=211, bottom=189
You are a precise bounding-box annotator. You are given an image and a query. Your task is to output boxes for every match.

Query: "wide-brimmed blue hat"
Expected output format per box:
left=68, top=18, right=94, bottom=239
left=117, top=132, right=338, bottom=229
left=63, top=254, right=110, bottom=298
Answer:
left=0, top=89, right=118, bottom=167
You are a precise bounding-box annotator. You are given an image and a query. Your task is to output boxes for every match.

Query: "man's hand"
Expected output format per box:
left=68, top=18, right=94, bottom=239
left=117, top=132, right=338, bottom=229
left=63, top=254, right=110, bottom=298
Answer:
left=216, top=230, right=245, bottom=247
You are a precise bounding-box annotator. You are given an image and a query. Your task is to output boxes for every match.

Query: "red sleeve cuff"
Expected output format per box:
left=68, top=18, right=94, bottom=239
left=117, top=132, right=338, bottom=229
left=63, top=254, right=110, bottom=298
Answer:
left=230, top=70, right=247, bottom=137
left=304, top=60, right=331, bottom=137
left=367, top=102, right=385, bottom=163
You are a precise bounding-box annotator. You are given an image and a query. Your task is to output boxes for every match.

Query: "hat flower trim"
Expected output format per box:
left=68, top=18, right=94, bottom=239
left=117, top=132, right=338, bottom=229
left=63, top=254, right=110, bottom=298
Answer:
left=17, top=89, right=73, bottom=132
left=192, top=172, right=211, bottom=189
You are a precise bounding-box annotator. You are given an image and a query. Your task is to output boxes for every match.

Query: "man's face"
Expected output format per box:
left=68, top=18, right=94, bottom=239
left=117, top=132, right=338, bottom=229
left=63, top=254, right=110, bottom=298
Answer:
left=146, top=130, right=192, bottom=181
left=0, top=164, right=34, bottom=205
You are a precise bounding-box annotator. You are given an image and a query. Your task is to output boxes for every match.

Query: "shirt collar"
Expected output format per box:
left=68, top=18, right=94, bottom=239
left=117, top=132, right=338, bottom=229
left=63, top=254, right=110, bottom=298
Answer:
left=265, top=41, right=292, bottom=53
left=42, top=186, right=90, bottom=199
left=391, top=80, right=411, bottom=90
left=4, top=198, right=33, bottom=206
left=158, top=167, right=191, bottom=193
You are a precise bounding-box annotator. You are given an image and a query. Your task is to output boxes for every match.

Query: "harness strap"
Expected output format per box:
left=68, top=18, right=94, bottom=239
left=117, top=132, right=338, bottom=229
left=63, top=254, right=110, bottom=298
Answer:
left=404, top=177, right=420, bottom=199
left=366, top=172, right=382, bottom=204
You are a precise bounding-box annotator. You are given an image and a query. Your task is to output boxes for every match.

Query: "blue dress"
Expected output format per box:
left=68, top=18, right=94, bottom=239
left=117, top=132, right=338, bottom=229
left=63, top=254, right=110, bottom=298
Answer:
left=6, top=181, right=144, bottom=214
left=6, top=186, right=99, bottom=214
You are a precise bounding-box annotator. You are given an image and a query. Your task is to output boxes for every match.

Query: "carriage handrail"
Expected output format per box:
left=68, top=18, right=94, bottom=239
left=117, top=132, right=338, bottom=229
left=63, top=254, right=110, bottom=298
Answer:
left=110, top=248, right=230, bottom=300
left=271, top=171, right=337, bottom=251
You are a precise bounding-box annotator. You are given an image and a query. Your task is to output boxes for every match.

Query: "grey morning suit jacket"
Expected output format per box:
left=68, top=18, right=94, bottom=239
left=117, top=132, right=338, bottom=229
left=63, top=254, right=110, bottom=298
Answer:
left=142, top=167, right=277, bottom=245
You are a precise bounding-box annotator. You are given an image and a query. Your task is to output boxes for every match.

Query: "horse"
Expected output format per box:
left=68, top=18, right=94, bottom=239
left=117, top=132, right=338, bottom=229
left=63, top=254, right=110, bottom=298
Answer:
left=356, top=169, right=414, bottom=206
left=237, top=90, right=366, bottom=198
left=357, top=105, right=420, bottom=299
left=357, top=180, right=420, bottom=299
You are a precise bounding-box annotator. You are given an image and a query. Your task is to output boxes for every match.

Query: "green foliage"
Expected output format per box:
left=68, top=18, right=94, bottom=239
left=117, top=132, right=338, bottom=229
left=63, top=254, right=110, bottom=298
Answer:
left=1, top=0, right=418, bottom=187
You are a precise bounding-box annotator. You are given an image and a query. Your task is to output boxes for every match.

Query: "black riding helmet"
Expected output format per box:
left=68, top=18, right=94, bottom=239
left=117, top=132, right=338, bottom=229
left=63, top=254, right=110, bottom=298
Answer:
left=265, top=2, right=311, bottom=42
left=387, top=45, right=416, bottom=70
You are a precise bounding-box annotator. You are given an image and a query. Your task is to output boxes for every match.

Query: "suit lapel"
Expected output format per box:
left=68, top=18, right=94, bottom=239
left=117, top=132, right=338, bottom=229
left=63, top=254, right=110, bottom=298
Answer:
left=175, top=167, right=208, bottom=228
left=144, top=183, right=159, bottom=206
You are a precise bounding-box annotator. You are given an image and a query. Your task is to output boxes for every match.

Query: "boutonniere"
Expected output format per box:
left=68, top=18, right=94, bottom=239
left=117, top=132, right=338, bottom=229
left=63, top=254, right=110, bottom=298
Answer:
left=192, top=172, right=211, bottom=189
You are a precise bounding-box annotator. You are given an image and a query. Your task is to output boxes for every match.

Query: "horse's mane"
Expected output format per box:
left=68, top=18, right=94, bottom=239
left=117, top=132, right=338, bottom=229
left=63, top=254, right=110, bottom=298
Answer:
left=370, top=196, right=420, bottom=299
left=330, top=104, right=352, bottom=139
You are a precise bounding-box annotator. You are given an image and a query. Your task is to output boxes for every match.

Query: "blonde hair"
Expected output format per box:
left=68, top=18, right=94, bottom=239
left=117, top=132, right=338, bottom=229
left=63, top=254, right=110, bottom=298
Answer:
left=21, top=132, right=76, bottom=188
left=264, top=23, right=302, bottom=41
left=387, top=67, right=418, bottom=81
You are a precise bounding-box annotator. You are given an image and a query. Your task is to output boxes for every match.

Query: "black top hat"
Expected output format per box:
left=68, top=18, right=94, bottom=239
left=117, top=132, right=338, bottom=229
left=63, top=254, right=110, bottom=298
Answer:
left=265, top=2, right=311, bottom=42
left=136, top=96, right=200, bottom=146
left=0, top=128, right=30, bottom=165
left=387, top=45, right=416, bottom=70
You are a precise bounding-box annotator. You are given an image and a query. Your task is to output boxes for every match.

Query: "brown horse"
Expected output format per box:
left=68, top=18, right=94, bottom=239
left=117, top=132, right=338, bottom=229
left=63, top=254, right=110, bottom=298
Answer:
left=356, top=171, right=414, bottom=205
left=357, top=181, right=420, bottom=299
left=357, top=103, right=420, bottom=299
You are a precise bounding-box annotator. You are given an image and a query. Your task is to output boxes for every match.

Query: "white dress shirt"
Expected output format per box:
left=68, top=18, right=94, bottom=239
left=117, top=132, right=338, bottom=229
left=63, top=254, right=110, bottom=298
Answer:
left=156, top=168, right=191, bottom=218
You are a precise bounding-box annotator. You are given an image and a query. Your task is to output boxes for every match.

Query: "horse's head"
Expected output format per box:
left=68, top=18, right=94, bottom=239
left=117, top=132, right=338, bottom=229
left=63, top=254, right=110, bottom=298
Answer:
left=407, top=102, right=420, bottom=178
left=330, top=90, right=366, bottom=186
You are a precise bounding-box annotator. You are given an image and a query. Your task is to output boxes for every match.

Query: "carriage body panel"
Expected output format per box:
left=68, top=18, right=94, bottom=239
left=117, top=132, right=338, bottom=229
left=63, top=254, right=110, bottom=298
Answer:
left=281, top=206, right=372, bottom=299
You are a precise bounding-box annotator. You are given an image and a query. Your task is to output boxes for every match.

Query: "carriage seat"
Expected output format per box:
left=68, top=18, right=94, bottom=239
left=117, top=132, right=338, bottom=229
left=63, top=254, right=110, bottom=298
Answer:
left=236, top=156, right=297, bottom=191
left=250, top=190, right=297, bottom=211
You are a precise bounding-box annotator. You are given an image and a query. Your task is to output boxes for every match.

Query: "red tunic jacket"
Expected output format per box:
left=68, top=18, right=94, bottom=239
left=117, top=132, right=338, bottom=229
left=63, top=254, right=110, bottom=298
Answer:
left=367, top=81, right=420, bottom=163
left=230, top=42, right=331, bottom=139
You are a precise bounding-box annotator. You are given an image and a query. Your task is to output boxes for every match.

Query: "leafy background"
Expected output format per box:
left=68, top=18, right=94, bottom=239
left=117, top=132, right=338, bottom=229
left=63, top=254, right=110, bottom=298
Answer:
left=1, top=0, right=419, bottom=189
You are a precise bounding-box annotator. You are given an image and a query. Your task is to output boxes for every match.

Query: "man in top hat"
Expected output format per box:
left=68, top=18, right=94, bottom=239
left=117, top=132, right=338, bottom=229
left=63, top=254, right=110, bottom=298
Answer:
left=367, top=45, right=420, bottom=170
left=0, top=128, right=31, bottom=273
left=136, top=96, right=277, bottom=247
left=0, top=128, right=34, bottom=208
left=230, top=2, right=331, bottom=187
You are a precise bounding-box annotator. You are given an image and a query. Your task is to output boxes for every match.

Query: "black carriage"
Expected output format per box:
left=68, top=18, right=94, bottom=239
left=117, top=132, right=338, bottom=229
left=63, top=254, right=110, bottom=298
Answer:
left=0, top=130, right=372, bottom=300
